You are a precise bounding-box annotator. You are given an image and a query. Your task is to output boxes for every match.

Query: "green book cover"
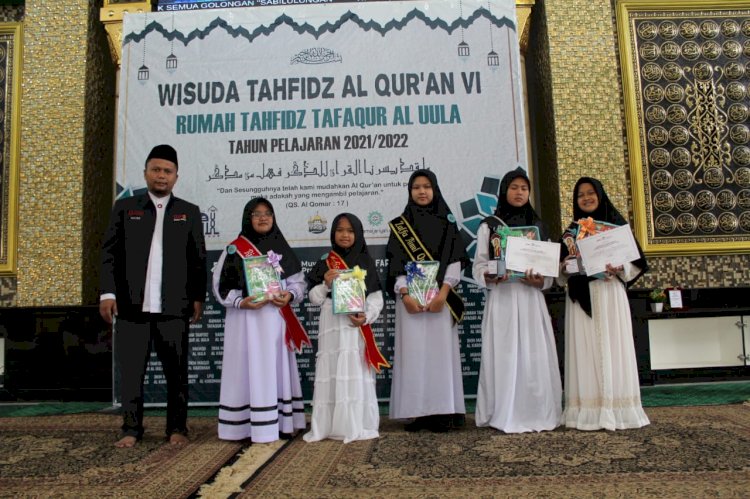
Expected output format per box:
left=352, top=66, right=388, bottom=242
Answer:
left=242, top=255, right=282, bottom=303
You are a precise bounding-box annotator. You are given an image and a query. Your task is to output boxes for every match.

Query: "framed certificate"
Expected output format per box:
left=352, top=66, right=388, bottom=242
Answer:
left=667, top=287, right=686, bottom=311
left=406, top=260, right=440, bottom=307
left=242, top=255, right=282, bottom=302
left=332, top=270, right=366, bottom=315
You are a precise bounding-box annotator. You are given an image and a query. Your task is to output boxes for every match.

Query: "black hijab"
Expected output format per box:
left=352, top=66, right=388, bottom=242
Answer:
left=483, top=167, right=549, bottom=241
left=218, top=198, right=302, bottom=299
left=386, top=170, right=467, bottom=295
left=307, top=213, right=381, bottom=294
left=561, top=177, right=648, bottom=316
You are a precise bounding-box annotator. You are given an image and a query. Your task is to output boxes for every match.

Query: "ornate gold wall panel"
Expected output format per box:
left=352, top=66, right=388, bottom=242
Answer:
left=542, top=0, right=631, bottom=229
left=618, top=0, right=750, bottom=256
left=16, top=1, right=115, bottom=307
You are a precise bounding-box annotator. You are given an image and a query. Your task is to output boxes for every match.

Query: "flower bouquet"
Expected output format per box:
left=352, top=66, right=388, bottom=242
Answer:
left=332, top=266, right=367, bottom=315
left=405, top=261, right=440, bottom=307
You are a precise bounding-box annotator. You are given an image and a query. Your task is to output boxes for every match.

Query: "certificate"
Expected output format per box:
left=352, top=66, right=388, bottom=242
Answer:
left=492, top=225, right=540, bottom=281
left=575, top=224, right=640, bottom=276
left=504, top=237, right=561, bottom=278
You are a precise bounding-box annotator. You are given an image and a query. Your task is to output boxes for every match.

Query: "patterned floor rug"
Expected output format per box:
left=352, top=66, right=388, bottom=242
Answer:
left=239, top=405, right=750, bottom=498
left=0, top=414, right=241, bottom=498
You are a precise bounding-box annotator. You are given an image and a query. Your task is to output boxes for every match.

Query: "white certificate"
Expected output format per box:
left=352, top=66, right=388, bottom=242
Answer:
left=504, top=237, right=561, bottom=278
left=576, top=224, right=640, bottom=276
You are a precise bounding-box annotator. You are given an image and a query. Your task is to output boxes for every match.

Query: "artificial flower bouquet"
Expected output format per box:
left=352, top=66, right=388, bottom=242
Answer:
left=332, top=266, right=367, bottom=315
left=405, top=261, right=440, bottom=307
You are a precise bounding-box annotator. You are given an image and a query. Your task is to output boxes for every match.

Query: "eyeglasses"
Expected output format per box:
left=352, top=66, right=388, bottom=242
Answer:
left=251, top=211, right=274, bottom=218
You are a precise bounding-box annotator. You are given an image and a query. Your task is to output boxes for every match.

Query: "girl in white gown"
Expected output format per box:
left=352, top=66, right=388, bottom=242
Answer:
left=304, top=213, right=386, bottom=443
left=386, top=170, right=467, bottom=433
left=558, top=177, right=650, bottom=431
left=472, top=168, right=562, bottom=433
left=212, top=198, right=308, bottom=443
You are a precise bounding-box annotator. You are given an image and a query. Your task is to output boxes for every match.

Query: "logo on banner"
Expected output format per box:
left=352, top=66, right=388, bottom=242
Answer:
left=202, top=206, right=220, bottom=238
left=368, top=211, right=383, bottom=226
left=308, top=213, right=327, bottom=234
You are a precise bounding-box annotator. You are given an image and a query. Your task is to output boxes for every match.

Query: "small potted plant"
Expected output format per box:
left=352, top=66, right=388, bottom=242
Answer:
left=649, top=288, right=666, bottom=312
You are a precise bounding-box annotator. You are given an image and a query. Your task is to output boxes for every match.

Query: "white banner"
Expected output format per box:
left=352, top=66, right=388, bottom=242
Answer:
left=118, top=0, right=526, bottom=251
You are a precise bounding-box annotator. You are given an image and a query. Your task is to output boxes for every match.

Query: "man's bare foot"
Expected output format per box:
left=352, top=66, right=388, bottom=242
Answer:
left=169, top=433, right=189, bottom=445
left=115, top=435, right=137, bottom=448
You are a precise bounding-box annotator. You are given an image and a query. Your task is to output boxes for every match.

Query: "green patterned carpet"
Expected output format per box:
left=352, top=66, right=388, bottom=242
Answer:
left=0, top=381, right=748, bottom=417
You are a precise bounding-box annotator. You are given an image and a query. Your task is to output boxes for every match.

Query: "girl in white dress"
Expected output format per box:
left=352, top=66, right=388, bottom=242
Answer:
left=472, top=168, right=562, bottom=433
left=212, top=198, right=308, bottom=443
left=386, top=170, right=467, bottom=433
left=558, top=177, right=650, bottom=431
left=303, top=213, right=386, bottom=443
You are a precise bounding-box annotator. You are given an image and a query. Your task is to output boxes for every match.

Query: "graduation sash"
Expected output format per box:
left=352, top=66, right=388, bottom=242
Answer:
left=230, top=235, right=311, bottom=353
left=327, top=251, right=390, bottom=373
left=388, top=216, right=465, bottom=324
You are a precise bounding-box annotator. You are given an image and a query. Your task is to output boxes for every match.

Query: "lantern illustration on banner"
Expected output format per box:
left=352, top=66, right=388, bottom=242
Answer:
left=166, top=14, right=178, bottom=71
left=486, top=0, right=499, bottom=66
left=458, top=0, right=470, bottom=57
left=138, top=14, right=149, bottom=81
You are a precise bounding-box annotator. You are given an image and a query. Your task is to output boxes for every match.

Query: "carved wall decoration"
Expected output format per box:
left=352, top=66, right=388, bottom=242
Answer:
left=617, top=0, right=750, bottom=255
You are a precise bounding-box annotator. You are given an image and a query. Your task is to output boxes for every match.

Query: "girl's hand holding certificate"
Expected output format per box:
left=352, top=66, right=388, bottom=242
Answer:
left=520, top=269, right=544, bottom=288
left=604, top=263, right=624, bottom=281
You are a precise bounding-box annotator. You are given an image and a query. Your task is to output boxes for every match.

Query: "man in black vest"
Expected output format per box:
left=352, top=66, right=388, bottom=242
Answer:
left=100, top=144, right=207, bottom=448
